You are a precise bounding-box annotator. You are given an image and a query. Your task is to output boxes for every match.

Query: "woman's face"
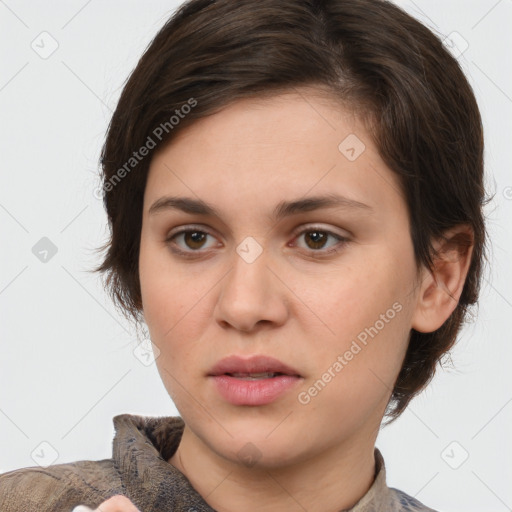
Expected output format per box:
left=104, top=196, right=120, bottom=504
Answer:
left=139, top=89, right=423, bottom=468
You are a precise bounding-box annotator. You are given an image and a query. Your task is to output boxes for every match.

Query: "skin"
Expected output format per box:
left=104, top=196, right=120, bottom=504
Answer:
left=117, top=88, right=473, bottom=512
left=93, top=496, right=140, bottom=512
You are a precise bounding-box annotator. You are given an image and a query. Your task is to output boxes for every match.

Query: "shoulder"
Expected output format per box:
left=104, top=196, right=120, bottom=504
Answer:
left=0, top=458, right=124, bottom=512
left=388, top=487, right=440, bottom=512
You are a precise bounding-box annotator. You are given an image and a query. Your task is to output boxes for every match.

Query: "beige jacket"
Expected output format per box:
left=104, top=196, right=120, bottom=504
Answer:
left=0, top=414, right=438, bottom=511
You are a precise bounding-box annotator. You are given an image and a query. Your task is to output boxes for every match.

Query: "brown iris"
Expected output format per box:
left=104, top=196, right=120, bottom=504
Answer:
left=304, top=230, right=328, bottom=250
left=184, top=231, right=207, bottom=249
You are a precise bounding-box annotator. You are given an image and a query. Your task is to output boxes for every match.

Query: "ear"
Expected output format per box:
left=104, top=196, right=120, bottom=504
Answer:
left=411, top=224, right=474, bottom=333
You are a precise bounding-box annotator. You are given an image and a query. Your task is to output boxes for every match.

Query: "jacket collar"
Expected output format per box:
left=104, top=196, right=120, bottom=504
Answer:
left=112, top=413, right=396, bottom=512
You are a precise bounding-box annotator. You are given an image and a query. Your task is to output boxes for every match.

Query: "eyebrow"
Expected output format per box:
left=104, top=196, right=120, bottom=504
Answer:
left=148, top=194, right=373, bottom=221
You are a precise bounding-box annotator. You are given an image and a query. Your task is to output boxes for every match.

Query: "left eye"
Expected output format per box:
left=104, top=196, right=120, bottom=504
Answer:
left=292, top=228, right=346, bottom=252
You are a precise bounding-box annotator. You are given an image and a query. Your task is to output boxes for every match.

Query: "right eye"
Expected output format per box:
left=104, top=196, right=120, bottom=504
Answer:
left=165, top=227, right=221, bottom=257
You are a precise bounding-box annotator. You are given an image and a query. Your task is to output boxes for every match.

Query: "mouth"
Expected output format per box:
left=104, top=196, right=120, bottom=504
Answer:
left=223, top=372, right=293, bottom=380
left=207, top=355, right=303, bottom=406
left=208, top=354, right=302, bottom=378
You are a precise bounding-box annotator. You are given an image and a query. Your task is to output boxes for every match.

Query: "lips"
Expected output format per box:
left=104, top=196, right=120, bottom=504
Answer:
left=208, top=354, right=302, bottom=378
left=208, top=355, right=303, bottom=406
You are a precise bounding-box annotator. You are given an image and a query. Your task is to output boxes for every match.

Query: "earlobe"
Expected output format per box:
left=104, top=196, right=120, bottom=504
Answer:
left=411, top=225, right=474, bottom=333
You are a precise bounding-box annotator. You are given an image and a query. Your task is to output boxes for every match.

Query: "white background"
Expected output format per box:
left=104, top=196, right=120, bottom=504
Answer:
left=1, top=1, right=511, bottom=511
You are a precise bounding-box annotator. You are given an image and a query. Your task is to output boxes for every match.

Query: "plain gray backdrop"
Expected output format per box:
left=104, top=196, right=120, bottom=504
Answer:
left=1, top=1, right=511, bottom=511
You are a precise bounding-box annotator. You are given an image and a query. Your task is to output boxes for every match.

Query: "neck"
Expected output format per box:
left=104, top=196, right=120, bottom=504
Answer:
left=168, top=425, right=378, bottom=512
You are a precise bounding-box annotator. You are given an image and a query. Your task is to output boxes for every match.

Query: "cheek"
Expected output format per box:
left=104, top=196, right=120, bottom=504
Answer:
left=140, top=241, right=181, bottom=350
left=139, top=255, right=204, bottom=409
left=311, top=254, right=411, bottom=338
left=140, top=238, right=194, bottom=332
left=139, top=241, right=216, bottom=376
left=305, top=252, right=415, bottom=392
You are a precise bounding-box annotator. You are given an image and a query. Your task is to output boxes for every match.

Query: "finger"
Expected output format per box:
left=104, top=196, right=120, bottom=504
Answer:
left=93, top=495, right=141, bottom=512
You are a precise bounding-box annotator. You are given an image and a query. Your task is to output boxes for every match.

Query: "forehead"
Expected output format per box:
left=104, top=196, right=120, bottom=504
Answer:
left=144, top=90, right=405, bottom=219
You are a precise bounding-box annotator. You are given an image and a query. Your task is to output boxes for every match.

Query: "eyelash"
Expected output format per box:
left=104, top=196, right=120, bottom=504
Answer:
left=164, top=225, right=349, bottom=259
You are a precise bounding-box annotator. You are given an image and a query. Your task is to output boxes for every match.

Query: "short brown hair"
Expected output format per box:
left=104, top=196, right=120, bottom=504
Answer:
left=94, top=0, right=487, bottom=421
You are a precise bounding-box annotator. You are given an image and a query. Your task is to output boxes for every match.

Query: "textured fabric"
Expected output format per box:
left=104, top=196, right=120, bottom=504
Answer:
left=0, top=414, right=438, bottom=511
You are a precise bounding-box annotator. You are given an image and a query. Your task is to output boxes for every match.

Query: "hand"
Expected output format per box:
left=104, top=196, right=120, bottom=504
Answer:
left=72, top=495, right=141, bottom=512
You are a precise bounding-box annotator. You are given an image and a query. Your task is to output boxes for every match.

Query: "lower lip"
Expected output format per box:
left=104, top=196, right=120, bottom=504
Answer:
left=210, top=375, right=302, bottom=406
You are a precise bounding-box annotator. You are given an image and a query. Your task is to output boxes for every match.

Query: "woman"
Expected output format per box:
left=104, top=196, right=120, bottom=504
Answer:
left=0, top=0, right=486, bottom=510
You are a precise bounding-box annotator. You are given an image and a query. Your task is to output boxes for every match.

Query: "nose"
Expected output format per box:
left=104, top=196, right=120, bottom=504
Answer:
left=214, top=243, right=289, bottom=333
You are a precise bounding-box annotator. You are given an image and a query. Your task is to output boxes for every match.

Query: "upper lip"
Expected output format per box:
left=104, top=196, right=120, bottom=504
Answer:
left=208, top=355, right=302, bottom=377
